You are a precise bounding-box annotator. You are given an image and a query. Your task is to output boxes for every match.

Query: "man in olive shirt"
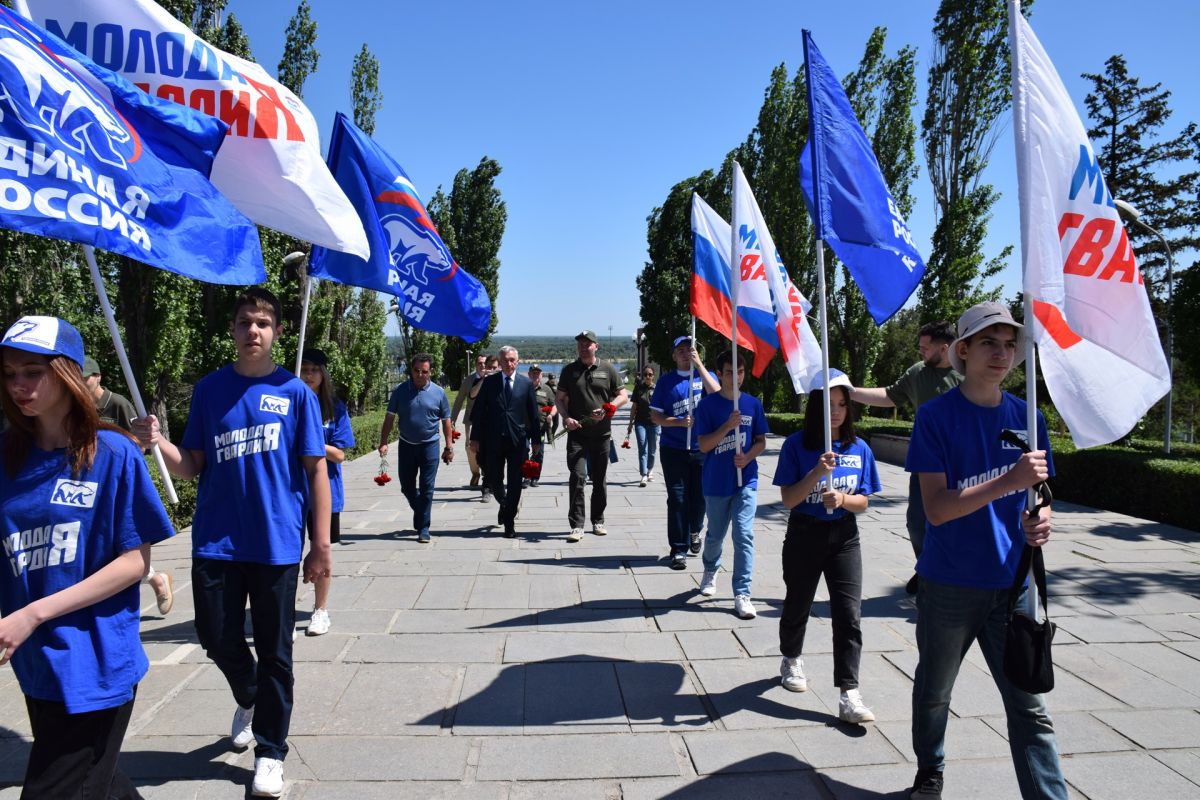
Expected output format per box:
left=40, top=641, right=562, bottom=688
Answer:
left=451, top=353, right=489, bottom=489
left=555, top=330, right=629, bottom=542
left=84, top=355, right=136, bottom=430
left=850, top=321, right=960, bottom=593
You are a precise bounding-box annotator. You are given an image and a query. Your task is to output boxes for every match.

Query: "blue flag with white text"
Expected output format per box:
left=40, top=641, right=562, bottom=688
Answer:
left=799, top=30, right=924, bottom=325
left=0, top=7, right=263, bottom=284
left=309, top=113, right=491, bottom=342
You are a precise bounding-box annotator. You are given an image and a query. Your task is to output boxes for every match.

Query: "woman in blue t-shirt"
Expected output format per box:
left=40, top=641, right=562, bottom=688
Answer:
left=772, top=369, right=880, bottom=726
left=299, top=348, right=355, bottom=637
left=0, top=316, right=173, bottom=799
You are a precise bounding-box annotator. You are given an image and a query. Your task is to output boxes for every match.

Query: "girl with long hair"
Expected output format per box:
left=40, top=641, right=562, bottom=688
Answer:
left=0, top=316, right=173, bottom=799
left=298, top=349, right=354, bottom=636
left=772, top=368, right=880, bottom=725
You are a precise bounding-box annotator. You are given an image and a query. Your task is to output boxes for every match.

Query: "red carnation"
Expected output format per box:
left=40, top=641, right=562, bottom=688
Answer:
left=375, top=457, right=392, bottom=486
left=540, top=405, right=554, bottom=414
left=520, top=459, right=542, bottom=480
left=602, top=402, right=617, bottom=418
left=621, top=440, right=631, bottom=449
left=451, top=430, right=462, bottom=441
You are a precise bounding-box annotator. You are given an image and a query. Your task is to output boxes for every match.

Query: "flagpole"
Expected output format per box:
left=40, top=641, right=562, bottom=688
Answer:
left=1008, top=0, right=1040, bottom=619
left=288, top=251, right=311, bottom=374
left=686, top=315, right=696, bottom=451
left=729, top=167, right=744, bottom=487
left=82, top=245, right=178, bottom=504
left=803, top=31, right=834, bottom=512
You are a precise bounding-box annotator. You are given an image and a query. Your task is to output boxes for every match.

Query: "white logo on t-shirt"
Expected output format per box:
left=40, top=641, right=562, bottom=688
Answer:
left=3, top=521, right=80, bottom=576
left=838, top=454, right=863, bottom=468
left=260, top=395, right=291, bottom=415
left=51, top=478, right=99, bottom=508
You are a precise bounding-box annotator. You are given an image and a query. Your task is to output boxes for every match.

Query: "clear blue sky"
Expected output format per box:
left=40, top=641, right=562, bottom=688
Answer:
left=228, top=0, right=1199, bottom=338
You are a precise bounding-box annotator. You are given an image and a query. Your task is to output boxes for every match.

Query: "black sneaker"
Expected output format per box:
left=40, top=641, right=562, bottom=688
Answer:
left=670, top=552, right=688, bottom=571
left=906, top=573, right=919, bottom=595
left=689, top=531, right=702, bottom=555
left=908, top=768, right=943, bottom=799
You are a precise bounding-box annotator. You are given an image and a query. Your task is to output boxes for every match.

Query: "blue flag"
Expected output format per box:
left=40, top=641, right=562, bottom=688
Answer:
left=799, top=30, right=924, bottom=325
left=309, top=113, right=491, bottom=342
left=0, top=7, right=263, bottom=285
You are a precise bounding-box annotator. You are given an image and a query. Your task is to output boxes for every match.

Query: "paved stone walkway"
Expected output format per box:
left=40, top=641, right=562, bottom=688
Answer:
left=3, top=410, right=1199, bottom=798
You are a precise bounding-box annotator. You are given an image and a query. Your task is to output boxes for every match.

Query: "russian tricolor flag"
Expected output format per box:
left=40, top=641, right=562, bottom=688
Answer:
left=690, top=193, right=779, bottom=376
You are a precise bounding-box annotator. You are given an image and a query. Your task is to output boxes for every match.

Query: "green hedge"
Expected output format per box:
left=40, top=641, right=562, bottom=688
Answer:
left=765, top=414, right=1199, bottom=531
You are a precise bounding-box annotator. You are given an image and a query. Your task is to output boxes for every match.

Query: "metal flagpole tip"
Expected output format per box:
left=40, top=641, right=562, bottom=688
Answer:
left=284, top=251, right=308, bottom=266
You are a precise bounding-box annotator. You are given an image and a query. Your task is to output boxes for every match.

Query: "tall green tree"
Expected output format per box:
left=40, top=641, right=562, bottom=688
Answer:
left=917, top=0, right=1025, bottom=322
left=1083, top=55, right=1199, bottom=296
left=440, top=159, right=507, bottom=386
left=276, top=0, right=319, bottom=98
left=351, top=44, right=383, bottom=137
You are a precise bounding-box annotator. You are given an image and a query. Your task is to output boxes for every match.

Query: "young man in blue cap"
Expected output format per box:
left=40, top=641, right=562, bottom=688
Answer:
left=650, top=335, right=719, bottom=569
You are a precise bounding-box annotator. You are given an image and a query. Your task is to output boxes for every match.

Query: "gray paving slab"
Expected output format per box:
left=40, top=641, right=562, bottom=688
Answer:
left=4, top=430, right=1198, bottom=796
left=474, top=733, right=679, bottom=780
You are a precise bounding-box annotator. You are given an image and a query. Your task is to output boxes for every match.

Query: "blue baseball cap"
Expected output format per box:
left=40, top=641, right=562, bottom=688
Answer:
left=672, top=335, right=693, bottom=349
left=808, top=368, right=852, bottom=392
left=1, top=316, right=85, bottom=369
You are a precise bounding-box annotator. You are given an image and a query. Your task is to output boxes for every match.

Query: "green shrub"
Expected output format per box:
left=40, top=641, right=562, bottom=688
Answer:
left=765, top=413, right=914, bottom=439
left=347, top=410, right=388, bottom=460
left=145, top=454, right=197, bottom=531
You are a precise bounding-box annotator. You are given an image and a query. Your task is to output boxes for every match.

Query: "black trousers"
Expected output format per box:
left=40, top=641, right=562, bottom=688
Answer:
left=22, top=691, right=141, bottom=800
left=779, top=513, right=864, bottom=689
left=484, top=438, right=530, bottom=525
left=566, top=431, right=610, bottom=528
left=192, top=558, right=299, bottom=760
left=660, top=445, right=706, bottom=556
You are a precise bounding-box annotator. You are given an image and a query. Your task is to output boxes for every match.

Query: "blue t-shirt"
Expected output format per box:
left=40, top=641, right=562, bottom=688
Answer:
left=693, top=392, right=769, bottom=495
left=386, top=380, right=450, bottom=444
left=773, top=435, right=881, bottom=521
left=182, top=365, right=326, bottom=565
left=650, top=369, right=717, bottom=451
left=0, top=431, right=174, bottom=712
left=906, top=387, right=1054, bottom=589
left=323, top=400, right=355, bottom=513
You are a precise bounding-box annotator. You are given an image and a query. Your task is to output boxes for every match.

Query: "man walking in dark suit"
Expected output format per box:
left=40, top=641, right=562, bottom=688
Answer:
left=470, top=346, right=543, bottom=538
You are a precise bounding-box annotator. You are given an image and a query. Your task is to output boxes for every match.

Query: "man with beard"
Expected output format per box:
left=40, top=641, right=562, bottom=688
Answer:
left=850, top=321, right=959, bottom=593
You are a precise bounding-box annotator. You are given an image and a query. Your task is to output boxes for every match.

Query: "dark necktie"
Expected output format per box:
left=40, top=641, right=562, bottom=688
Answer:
left=504, top=375, right=512, bottom=405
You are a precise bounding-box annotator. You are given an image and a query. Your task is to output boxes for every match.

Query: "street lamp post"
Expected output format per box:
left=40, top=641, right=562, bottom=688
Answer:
left=1114, top=198, right=1175, bottom=454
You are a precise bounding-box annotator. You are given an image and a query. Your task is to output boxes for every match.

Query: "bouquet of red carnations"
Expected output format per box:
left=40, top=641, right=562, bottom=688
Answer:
left=602, top=402, right=617, bottom=418
left=374, top=457, right=392, bottom=486
left=520, top=459, right=542, bottom=480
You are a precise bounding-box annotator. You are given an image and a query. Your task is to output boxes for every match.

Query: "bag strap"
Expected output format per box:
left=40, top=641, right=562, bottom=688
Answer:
left=1007, top=544, right=1049, bottom=622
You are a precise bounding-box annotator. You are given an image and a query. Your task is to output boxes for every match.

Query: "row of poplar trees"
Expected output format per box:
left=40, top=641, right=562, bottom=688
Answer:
left=637, top=0, right=1200, bottom=442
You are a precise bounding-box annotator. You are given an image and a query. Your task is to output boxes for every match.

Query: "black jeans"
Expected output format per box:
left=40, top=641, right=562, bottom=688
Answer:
left=659, top=445, right=706, bottom=556
left=779, top=513, right=864, bottom=689
left=566, top=430, right=610, bottom=528
left=906, top=472, right=927, bottom=559
left=22, top=692, right=141, bottom=799
left=485, top=438, right=530, bottom=525
left=192, top=558, right=299, bottom=760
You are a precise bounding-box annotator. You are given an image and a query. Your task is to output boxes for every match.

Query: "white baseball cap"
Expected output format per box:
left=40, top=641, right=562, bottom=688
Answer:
left=948, top=302, right=1025, bottom=373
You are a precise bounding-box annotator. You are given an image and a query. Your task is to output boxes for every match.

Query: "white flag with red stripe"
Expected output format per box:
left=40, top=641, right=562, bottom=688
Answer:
left=732, top=163, right=822, bottom=393
left=24, top=0, right=369, bottom=259
left=1010, top=9, right=1169, bottom=447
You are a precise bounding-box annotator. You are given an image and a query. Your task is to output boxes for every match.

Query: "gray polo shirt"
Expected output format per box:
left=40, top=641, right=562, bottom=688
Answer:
left=387, top=380, right=450, bottom=444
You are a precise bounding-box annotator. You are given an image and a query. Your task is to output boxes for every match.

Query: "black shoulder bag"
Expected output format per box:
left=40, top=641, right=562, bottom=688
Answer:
left=999, top=428, right=1056, bottom=695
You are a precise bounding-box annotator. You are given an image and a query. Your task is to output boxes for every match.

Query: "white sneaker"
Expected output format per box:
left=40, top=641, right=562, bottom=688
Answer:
left=646, top=472, right=654, bottom=482
left=230, top=704, right=255, bottom=750
left=639, top=475, right=648, bottom=487
left=780, top=657, right=807, bottom=692
left=592, top=523, right=608, bottom=536
left=567, top=528, right=584, bottom=543
left=307, top=607, right=331, bottom=636
left=699, top=570, right=718, bottom=597
left=734, top=594, right=757, bottom=619
left=839, top=688, right=876, bottom=724
left=251, top=756, right=284, bottom=797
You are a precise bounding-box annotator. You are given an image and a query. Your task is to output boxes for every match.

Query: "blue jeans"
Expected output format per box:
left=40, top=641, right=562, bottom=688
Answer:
left=396, top=439, right=440, bottom=536
left=701, top=486, right=757, bottom=597
left=633, top=422, right=658, bottom=476
left=660, top=445, right=705, bottom=556
left=913, top=578, right=1067, bottom=799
